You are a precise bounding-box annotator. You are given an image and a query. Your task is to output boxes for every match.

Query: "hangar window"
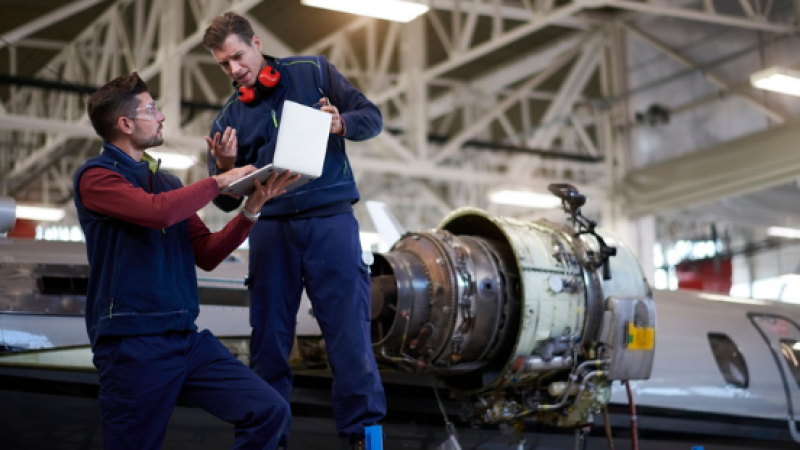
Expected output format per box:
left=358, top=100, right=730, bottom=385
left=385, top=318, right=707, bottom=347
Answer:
left=197, top=287, right=249, bottom=307
left=37, top=276, right=89, bottom=296
left=707, top=333, right=749, bottom=389
left=779, top=340, right=800, bottom=389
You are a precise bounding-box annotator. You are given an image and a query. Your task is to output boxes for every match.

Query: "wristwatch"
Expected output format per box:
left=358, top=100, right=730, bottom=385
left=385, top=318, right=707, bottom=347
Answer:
left=241, top=209, right=261, bottom=222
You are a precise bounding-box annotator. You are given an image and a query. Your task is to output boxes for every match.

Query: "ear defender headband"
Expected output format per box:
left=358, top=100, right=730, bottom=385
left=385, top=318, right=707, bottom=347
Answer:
left=238, top=58, right=281, bottom=105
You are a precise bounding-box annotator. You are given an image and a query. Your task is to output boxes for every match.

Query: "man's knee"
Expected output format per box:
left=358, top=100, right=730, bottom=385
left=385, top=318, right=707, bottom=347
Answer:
left=257, top=396, right=291, bottom=427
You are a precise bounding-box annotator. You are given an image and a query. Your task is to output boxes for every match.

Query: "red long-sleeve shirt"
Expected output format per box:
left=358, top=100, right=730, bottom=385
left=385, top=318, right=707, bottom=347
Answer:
left=79, top=168, right=253, bottom=271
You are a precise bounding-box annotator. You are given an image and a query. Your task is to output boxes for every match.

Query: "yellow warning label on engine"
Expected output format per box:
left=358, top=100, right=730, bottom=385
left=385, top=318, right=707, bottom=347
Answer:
left=627, top=323, right=655, bottom=350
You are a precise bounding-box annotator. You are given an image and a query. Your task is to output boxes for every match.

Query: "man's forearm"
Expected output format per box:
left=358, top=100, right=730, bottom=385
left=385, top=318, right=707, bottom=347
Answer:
left=189, top=213, right=252, bottom=271
left=79, top=169, right=219, bottom=229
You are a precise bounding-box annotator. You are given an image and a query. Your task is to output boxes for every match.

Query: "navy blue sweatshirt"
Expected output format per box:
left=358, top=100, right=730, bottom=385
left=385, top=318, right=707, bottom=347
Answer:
left=207, top=55, right=382, bottom=218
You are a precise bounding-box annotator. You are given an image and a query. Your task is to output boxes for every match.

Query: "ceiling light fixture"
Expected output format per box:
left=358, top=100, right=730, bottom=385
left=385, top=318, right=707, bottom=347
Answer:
left=147, top=151, right=197, bottom=170
left=767, top=226, right=800, bottom=239
left=16, top=205, right=66, bottom=222
left=301, top=0, right=429, bottom=23
left=750, top=66, right=800, bottom=97
left=488, top=190, right=562, bottom=209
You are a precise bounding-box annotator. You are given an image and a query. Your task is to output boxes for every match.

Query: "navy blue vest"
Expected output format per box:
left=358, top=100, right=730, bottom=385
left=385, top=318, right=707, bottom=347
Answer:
left=73, top=144, right=199, bottom=348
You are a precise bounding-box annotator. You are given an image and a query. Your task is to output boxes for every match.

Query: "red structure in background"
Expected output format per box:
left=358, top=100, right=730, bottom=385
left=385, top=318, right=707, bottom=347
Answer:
left=8, top=219, right=37, bottom=239
left=675, top=256, right=732, bottom=294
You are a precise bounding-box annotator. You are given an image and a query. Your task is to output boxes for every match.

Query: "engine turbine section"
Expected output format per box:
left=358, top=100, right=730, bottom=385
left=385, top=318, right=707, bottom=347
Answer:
left=370, top=187, right=655, bottom=429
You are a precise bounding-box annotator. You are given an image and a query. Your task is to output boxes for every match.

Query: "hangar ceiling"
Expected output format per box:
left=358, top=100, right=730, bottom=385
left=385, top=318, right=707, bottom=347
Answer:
left=2, top=0, right=800, bottom=252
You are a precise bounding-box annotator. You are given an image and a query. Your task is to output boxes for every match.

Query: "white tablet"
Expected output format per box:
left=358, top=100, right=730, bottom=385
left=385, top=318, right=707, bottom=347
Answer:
left=221, top=165, right=315, bottom=197
left=219, top=100, right=331, bottom=197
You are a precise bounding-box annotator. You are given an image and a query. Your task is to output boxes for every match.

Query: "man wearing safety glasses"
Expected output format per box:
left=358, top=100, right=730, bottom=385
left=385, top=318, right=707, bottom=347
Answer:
left=73, top=72, right=299, bottom=450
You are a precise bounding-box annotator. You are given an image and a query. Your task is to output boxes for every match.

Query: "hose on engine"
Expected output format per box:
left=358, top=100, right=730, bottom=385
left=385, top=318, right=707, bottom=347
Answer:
left=602, top=405, right=615, bottom=450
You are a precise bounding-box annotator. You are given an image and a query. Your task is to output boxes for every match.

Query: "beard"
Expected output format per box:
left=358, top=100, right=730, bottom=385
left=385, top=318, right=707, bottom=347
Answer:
left=132, top=130, right=163, bottom=149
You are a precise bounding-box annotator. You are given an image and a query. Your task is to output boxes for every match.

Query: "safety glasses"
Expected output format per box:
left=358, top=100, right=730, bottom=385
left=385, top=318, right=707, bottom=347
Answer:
left=125, top=101, right=161, bottom=120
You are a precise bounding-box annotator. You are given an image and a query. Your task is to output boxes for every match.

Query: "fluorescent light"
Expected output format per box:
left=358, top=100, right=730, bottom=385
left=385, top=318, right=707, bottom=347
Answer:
left=147, top=151, right=197, bottom=170
left=767, top=226, right=800, bottom=239
left=750, top=66, right=800, bottom=97
left=301, top=0, right=429, bottom=23
left=16, top=206, right=65, bottom=222
left=488, top=190, right=562, bottom=209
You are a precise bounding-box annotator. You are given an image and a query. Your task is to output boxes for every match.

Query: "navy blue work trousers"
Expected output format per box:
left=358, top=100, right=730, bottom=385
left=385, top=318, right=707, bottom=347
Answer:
left=248, top=212, right=386, bottom=443
left=93, top=330, right=290, bottom=449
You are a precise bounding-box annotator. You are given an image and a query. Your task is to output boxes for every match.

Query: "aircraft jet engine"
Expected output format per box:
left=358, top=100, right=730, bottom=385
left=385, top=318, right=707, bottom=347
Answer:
left=369, top=184, right=656, bottom=428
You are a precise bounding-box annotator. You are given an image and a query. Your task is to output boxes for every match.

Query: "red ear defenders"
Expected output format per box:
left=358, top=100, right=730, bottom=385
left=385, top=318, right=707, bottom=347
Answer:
left=238, top=63, right=280, bottom=104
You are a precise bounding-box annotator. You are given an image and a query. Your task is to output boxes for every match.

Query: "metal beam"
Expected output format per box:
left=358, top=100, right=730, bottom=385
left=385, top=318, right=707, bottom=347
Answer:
left=592, top=0, right=799, bottom=33
left=526, top=37, right=600, bottom=148
left=301, top=17, right=372, bottom=55
left=0, top=110, right=598, bottom=196
left=432, top=32, right=594, bottom=164
left=370, top=2, right=584, bottom=105
left=349, top=155, right=604, bottom=199
left=620, top=22, right=787, bottom=124
left=15, top=38, right=68, bottom=50
left=428, top=0, right=590, bottom=30
left=0, top=114, right=205, bottom=150
left=622, top=119, right=800, bottom=218
left=425, top=32, right=587, bottom=121
left=243, top=13, right=294, bottom=57
left=0, top=0, right=104, bottom=50
left=139, top=0, right=263, bottom=81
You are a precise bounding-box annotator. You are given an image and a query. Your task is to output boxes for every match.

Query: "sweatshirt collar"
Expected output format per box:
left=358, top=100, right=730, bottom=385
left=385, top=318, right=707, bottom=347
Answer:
left=142, top=152, right=160, bottom=173
left=102, top=143, right=157, bottom=173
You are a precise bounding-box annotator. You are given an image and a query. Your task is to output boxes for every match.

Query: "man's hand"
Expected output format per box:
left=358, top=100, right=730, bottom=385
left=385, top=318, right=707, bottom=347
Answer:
left=243, top=170, right=302, bottom=214
left=318, top=98, right=345, bottom=136
left=205, top=126, right=237, bottom=172
left=212, top=165, right=257, bottom=190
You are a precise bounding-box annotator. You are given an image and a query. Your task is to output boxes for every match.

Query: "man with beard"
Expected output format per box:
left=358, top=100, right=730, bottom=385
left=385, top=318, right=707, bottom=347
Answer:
left=73, top=72, right=298, bottom=450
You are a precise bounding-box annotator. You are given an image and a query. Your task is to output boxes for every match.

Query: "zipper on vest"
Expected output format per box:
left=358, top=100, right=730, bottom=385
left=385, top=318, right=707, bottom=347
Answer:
left=109, top=298, right=114, bottom=318
left=271, top=109, right=277, bottom=128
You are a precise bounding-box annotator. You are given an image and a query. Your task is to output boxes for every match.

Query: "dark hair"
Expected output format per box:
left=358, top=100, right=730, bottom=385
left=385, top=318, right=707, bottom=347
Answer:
left=87, top=72, right=149, bottom=141
left=202, top=11, right=255, bottom=51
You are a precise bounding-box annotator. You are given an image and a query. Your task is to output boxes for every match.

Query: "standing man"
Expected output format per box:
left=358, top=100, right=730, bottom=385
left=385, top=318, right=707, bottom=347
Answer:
left=74, top=72, right=298, bottom=450
left=202, top=12, right=386, bottom=450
